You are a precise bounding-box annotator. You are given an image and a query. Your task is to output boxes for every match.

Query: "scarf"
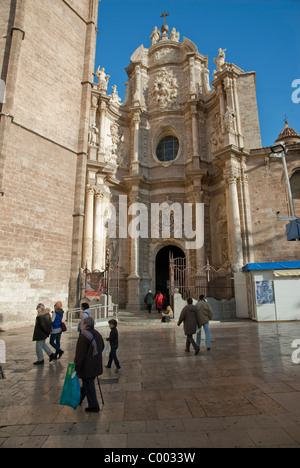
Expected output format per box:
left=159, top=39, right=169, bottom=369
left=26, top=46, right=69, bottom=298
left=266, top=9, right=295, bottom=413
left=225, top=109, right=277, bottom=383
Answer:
left=82, top=329, right=99, bottom=357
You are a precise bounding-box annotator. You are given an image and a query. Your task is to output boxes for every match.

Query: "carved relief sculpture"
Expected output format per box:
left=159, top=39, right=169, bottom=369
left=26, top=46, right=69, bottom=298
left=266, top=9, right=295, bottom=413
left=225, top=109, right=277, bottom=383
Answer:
left=152, top=69, right=179, bottom=109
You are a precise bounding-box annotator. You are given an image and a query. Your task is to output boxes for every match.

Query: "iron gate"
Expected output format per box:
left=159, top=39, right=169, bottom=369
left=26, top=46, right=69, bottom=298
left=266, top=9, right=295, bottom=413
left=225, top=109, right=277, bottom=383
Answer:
left=170, top=256, right=233, bottom=303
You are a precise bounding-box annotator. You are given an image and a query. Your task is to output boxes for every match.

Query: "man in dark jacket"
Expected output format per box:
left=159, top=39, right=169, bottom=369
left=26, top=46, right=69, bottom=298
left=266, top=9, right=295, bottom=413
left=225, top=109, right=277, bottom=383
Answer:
left=178, top=298, right=201, bottom=355
left=144, top=290, right=155, bottom=313
left=74, top=317, right=105, bottom=413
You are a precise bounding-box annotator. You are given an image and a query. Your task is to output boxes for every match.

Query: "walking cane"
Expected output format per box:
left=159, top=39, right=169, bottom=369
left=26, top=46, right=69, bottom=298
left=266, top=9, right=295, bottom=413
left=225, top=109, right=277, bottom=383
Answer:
left=96, top=376, right=104, bottom=406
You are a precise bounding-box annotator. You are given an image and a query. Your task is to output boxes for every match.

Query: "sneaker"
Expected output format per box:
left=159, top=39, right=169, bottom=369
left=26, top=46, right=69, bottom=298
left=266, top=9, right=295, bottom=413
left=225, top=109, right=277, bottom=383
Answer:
left=115, top=368, right=121, bottom=373
left=105, top=365, right=111, bottom=369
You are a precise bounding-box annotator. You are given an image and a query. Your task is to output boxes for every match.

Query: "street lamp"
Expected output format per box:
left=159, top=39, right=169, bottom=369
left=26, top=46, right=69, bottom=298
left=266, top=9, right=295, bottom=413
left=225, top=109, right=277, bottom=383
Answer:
left=270, top=141, right=296, bottom=219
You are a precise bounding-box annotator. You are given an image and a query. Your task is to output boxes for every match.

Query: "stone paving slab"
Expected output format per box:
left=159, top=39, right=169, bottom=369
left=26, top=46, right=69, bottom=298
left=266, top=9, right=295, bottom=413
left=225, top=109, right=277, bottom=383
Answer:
left=1, top=320, right=300, bottom=448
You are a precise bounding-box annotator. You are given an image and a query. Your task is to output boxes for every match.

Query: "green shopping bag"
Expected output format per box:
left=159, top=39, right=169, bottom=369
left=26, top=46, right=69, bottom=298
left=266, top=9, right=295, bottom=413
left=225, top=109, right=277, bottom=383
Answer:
left=60, top=363, right=81, bottom=410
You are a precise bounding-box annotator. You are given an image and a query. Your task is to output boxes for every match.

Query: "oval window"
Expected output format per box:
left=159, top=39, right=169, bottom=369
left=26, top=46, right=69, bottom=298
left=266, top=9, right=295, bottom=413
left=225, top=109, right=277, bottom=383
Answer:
left=156, top=136, right=179, bottom=162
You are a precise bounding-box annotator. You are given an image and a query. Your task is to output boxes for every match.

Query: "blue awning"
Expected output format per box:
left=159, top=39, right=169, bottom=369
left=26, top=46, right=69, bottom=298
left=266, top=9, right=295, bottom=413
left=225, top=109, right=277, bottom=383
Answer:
left=286, top=219, right=300, bottom=241
left=243, top=261, right=300, bottom=272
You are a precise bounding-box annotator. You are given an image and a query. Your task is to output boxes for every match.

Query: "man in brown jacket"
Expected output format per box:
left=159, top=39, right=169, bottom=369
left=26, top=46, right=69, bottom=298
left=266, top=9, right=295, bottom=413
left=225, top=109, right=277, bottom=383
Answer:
left=74, top=317, right=105, bottom=413
left=178, top=298, right=201, bottom=355
left=196, top=295, right=213, bottom=351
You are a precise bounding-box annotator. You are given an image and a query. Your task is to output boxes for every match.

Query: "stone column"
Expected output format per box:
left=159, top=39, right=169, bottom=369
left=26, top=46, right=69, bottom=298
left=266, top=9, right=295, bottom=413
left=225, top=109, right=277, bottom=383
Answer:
left=82, top=186, right=94, bottom=271
left=131, top=112, right=140, bottom=174
left=225, top=171, right=243, bottom=270
left=93, top=189, right=105, bottom=271
left=98, top=101, right=107, bottom=161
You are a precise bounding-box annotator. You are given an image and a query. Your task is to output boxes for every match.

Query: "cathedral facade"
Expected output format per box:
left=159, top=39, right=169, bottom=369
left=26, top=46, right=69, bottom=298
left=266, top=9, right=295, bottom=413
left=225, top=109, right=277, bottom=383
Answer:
left=84, top=22, right=300, bottom=310
left=0, top=3, right=299, bottom=328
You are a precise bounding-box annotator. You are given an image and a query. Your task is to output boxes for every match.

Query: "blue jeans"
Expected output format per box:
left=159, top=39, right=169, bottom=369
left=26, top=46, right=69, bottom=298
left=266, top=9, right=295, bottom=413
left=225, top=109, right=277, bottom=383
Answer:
left=107, top=344, right=121, bottom=369
left=50, top=332, right=62, bottom=354
left=36, top=340, right=52, bottom=361
left=196, top=323, right=211, bottom=348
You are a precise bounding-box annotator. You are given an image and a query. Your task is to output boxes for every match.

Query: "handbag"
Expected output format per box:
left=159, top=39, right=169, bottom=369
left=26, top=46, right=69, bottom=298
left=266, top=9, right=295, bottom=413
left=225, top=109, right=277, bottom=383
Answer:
left=60, top=363, right=81, bottom=410
left=59, top=315, right=67, bottom=333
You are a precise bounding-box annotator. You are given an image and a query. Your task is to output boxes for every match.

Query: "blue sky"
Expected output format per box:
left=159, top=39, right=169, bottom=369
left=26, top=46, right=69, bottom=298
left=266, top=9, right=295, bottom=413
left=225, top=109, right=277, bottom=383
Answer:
left=95, top=0, right=300, bottom=148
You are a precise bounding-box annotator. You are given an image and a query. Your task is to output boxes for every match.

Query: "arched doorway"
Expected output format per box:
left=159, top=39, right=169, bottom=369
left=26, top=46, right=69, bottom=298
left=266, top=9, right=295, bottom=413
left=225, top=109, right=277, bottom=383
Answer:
left=155, top=245, right=185, bottom=306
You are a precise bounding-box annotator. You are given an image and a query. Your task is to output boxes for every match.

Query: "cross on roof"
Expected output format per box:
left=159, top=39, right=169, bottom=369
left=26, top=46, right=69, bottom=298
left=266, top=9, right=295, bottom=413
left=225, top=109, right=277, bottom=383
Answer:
left=160, top=11, right=170, bottom=25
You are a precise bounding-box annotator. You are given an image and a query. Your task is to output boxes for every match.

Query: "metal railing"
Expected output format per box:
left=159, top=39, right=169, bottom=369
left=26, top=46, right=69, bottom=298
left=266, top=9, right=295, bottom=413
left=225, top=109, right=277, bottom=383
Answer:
left=66, top=297, right=119, bottom=331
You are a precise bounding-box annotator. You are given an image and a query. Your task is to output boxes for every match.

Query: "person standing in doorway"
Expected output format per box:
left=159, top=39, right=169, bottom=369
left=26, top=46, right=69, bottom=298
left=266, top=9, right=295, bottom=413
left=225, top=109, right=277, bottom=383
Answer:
left=144, top=290, right=155, bottom=314
left=177, top=298, right=201, bottom=355
left=33, top=304, right=55, bottom=365
left=50, top=301, right=65, bottom=360
left=196, top=295, right=213, bottom=351
left=155, top=291, right=164, bottom=314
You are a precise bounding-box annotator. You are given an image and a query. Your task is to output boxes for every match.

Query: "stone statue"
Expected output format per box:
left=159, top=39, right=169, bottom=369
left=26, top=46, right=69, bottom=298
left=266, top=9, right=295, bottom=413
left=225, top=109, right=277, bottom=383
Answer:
left=88, top=123, right=99, bottom=146
left=111, top=85, right=121, bottom=105
left=214, top=48, right=227, bottom=71
left=96, top=66, right=110, bottom=93
left=170, top=28, right=180, bottom=42
left=150, top=26, right=161, bottom=46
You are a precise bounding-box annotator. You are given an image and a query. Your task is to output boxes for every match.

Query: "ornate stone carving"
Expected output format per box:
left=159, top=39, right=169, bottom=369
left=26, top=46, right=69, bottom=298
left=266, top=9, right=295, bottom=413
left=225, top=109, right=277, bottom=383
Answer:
left=152, top=69, right=178, bottom=108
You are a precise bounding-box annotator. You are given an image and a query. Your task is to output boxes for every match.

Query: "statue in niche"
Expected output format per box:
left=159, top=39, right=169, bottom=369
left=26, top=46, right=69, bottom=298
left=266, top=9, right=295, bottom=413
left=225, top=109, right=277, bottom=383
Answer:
left=96, top=66, right=110, bottom=93
left=214, top=48, right=227, bottom=71
left=224, top=107, right=237, bottom=133
left=150, top=26, right=161, bottom=46
left=88, top=123, right=99, bottom=146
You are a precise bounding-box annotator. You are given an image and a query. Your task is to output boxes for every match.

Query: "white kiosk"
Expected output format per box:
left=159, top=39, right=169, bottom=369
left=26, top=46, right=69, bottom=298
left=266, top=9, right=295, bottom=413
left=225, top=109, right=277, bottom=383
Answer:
left=235, top=262, right=300, bottom=322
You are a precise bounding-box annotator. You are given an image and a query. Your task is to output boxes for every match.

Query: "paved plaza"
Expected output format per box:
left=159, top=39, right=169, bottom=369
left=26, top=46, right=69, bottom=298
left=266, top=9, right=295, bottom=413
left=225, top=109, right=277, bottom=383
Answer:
left=1, top=317, right=300, bottom=448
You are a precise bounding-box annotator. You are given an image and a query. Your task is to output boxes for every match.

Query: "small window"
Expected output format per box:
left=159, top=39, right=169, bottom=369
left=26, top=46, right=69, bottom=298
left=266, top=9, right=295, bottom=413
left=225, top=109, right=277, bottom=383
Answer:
left=291, top=170, right=300, bottom=200
left=156, top=136, right=179, bottom=162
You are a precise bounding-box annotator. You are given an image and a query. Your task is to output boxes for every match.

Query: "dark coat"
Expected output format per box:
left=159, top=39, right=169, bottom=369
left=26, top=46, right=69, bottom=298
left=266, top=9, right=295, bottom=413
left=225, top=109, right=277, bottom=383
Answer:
left=107, top=327, right=119, bottom=347
left=74, top=328, right=104, bottom=379
left=178, top=304, right=200, bottom=336
left=144, top=293, right=155, bottom=306
left=32, top=311, right=52, bottom=341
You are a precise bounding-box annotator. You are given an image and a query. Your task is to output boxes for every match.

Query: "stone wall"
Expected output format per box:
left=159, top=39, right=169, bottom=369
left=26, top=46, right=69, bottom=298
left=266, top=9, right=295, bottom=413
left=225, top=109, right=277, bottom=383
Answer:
left=0, top=0, right=98, bottom=329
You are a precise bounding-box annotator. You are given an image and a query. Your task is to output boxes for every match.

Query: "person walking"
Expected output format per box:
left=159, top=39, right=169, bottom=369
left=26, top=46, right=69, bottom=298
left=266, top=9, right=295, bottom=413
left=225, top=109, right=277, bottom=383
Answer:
left=155, top=291, right=164, bottom=314
left=33, top=303, right=55, bottom=365
left=196, top=295, right=213, bottom=351
left=50, top=301, right=65, bottom=360
left=144, top=290, right=155, bottom=314
left=177, top=298, right=201, bottom=355
left=78, top=302, right=91, bottom=333
left=74, top=316, right=105, bottom=413
left=105, top=319, right=121, bottom=373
